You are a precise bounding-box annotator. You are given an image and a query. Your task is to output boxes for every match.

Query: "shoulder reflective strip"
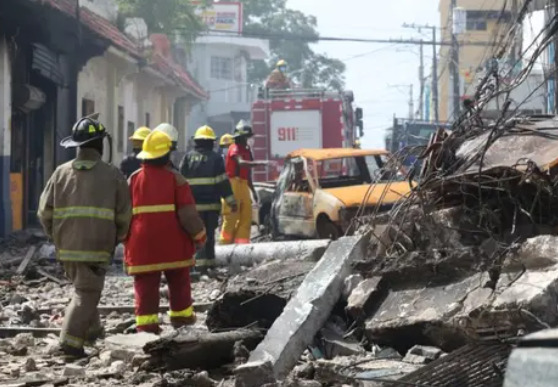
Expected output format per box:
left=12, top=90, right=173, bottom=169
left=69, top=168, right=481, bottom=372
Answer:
left=53, top=207, right=115, bottom=221
left=58, top=250, right=111, bottom=262
left=132, top=204, right=175, bottom=215
left=235, top=238, right=251, bottom=244
left=196, top=259, right=216, bottom=268
left=61, top=333, right=84, bottom=349
left=73, top=160, right=97, bottom=170
left=187, top=177, right=219, bottom=186
left=136, top=314, right=159, bottom=327
left=126, top=259, right=194, bottom=275
left=196, top=203, right=221, bottom=212
left=168, top=306, right=193, bottom=318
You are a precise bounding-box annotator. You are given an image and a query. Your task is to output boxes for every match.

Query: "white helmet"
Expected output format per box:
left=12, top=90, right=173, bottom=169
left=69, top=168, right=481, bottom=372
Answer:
left=154, top=123, right=178, bottom=142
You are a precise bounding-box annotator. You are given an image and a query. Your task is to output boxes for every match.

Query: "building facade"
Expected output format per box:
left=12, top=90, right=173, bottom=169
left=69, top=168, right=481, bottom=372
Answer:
left=0, top=0, right=206, bottom=236
left=186, top=2, right=269, bottom=140
left=438, top=0, right=547, bottom=121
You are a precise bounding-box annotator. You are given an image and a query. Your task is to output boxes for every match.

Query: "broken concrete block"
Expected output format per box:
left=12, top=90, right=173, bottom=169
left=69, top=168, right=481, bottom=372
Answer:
left=365, top=272, right=492, bottom=351
left=235, top=361, right=277, bottom=387
left=110, top=348, right=137, bottom=363
left=346, top=276, right=384, bottom=321
left=63, top=364, right=86, bottom=378
left=24, top=358, right=38, bottom=372
left=403, top=345, right=443, bottom=364
left=492, top=266, right=558, bottom=325
left=109, top=360, right=126, bottom=374
left=236, top=236, right=367, bottom=384
left=342, top=274, right=363, bottom=299
left=503, top=235, right=558, bottom=272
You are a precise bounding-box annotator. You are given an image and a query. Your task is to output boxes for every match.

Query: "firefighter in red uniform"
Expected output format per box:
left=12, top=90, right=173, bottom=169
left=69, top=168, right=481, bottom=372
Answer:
left=125, top=131, right=206, bottom=333
left=220, top=121, right=268, bottom=244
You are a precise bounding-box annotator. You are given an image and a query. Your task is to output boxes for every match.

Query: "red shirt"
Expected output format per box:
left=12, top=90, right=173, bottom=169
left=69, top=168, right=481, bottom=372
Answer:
left=125, top=165, right=196, bottom=274
left=226, top=144, right=252, bottom=180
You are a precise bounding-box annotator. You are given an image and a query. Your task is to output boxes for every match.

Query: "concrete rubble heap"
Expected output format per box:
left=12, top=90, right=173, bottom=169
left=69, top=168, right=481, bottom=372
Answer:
left=6, top=125, right=558, bottom=385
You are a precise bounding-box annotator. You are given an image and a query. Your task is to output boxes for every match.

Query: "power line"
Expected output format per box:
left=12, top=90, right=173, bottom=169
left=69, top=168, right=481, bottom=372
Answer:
left=190, top=29, right=500, bottom=47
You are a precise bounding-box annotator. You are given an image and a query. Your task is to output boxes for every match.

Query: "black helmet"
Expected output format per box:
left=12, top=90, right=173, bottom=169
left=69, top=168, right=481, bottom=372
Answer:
left=60, top=116, right=107, bottom=148
left=234, top=119, right=253, bottom=138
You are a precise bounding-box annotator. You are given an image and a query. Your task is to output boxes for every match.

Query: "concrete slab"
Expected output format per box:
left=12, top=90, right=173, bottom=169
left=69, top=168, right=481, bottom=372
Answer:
left=235, top=235, right=367, bottom=385
left=365, top=272, right=492, bottom=350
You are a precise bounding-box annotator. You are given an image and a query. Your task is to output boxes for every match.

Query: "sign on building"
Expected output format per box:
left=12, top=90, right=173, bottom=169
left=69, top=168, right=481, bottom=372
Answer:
left=195, top=2, right=243, bottom=34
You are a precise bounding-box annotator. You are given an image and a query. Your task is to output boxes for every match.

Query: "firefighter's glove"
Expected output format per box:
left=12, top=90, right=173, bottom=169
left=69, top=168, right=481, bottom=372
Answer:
left=194, top=230, right=207, bottom=249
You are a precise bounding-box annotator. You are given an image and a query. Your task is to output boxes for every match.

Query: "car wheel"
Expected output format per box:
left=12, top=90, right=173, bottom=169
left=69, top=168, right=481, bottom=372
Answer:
left=317, top=219, right=341, bottom=240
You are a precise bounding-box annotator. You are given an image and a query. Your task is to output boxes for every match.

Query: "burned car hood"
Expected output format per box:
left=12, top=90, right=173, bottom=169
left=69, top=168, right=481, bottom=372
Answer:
left=322, top=182, right=412, bottom=207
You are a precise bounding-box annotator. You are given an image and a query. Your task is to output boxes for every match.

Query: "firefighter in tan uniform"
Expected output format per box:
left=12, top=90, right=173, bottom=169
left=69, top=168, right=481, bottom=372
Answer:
left=265, top=60, right=293, bottom=90
left=38, top=117, right=132, bottom=358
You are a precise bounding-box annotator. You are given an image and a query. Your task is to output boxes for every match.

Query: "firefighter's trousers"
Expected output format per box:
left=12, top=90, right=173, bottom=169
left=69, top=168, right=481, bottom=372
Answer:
left=195, top=210, right=219, bottom=267
left=133, top=267, right=193, bottom=333
left=60, top=262, right=106, bottom=351
left=220, top=177, right=252, bottom=244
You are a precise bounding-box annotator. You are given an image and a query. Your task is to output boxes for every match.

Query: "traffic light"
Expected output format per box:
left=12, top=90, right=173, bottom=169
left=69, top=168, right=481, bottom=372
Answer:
left=355, top=107, right=363, bottom=137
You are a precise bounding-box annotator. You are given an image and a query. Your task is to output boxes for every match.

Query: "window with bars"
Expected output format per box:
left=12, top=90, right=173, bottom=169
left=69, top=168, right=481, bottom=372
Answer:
left=210, top=56, right=233, bottom=80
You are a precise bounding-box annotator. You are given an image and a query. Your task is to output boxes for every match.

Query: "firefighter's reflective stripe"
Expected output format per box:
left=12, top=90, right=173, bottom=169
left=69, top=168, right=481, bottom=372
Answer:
left=53, top=206, right=115, bottom=221
left=196, top=259, right=216, bottom=267
left=196, top=203, right=221, bottom=212
left=235, top=238, right=251, bottom=244
left=219, top=230, right=234, bottom=245
left=61, top=333, right=84, bottom=349
left=168, top=306, right=194, bottom=318
left=132, top=204, right=175, bottom=215
left=126, top=259, right=195, bottom=275
left=187, top=173, right=228, bottom=186
left=73, top=160, right=97, bottom=170
left=58, top=250, right=112, bottom=262
left=136, top=314, right=159, bottom=327
left=224, top=195, right=235, bottom=205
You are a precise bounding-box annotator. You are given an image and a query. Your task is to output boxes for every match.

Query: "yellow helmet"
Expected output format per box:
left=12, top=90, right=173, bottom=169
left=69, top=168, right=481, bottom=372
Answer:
left=194, top=125, right=217, bottom=140
left=220, top=133, right=233, bottom=147
left=137, top=131, right=172, bottom=160
left=276, top=59, right=287, bottom=68
left=129, top=127, right=151, bottom=141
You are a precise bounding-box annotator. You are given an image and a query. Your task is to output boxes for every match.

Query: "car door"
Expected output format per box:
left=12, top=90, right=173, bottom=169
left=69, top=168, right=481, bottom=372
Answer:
left=272, top=157, right=315, bottom=237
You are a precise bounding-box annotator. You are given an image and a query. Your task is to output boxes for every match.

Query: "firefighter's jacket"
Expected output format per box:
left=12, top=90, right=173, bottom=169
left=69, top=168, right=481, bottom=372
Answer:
left=125, top=164, right=206, bottom=275
left=37, top=148, right=132, bottom=263
left=120, top=151, right=141, bottom=179
left=266, top=69, right=292, bottom=90
left=179, top=147, right=236, bottom=212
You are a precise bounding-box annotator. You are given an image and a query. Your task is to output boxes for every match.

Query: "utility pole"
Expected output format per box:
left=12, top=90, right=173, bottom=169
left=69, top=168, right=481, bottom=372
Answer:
left=408, top=84, right=414, bottom=120
left=402, top=23, right=439, bottom=123
left=418, top=40, right=425, bottom=120
left=554, top=0, right=558, bottom=114
left=511, top=0, right=518, bottom=64
left=451, top=0, right=461, bottom=118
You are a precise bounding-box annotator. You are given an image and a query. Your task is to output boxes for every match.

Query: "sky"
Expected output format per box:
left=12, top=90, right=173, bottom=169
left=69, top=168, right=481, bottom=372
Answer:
left=287, top=0, right=440, bottom=149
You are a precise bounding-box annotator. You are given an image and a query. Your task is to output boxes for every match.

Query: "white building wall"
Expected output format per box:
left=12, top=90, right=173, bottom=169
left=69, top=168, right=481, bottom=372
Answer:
left=0, top=36, right=10, bottom=160
left=77, top=56, right=109, bottom=126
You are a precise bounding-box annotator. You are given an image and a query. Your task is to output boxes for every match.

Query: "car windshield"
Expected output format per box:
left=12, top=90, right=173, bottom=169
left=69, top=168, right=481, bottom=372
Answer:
left=311, top=156, right=369, bottom=188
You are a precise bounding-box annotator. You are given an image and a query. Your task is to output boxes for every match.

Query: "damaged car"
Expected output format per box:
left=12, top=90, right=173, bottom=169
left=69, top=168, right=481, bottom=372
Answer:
left=256, top=148, right=412, bottom=239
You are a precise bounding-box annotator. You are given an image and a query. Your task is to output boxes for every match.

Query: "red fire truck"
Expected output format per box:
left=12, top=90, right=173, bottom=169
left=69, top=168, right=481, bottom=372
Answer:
left=251, top=89, right=363, bottom=182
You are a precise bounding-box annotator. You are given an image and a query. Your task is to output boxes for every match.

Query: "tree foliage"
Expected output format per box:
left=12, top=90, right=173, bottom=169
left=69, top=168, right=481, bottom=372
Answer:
left=241, top=0, right=346, bottom=91
left=116, top=0, right=346, bottom=90
left=116, top=0, right=206, bottom=44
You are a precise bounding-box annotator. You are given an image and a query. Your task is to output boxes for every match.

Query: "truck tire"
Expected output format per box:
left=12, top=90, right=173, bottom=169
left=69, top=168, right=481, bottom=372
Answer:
left=317, top=218, right=341, bottom=240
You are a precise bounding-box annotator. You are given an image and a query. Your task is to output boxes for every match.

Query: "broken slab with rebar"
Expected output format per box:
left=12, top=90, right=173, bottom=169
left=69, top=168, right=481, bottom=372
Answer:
left=234, top=235, right=367, bottom=386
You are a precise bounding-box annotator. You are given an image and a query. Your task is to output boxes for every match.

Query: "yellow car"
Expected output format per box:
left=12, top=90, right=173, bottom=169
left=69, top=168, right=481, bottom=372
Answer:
left=258, top=148, right=412, bottom=239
